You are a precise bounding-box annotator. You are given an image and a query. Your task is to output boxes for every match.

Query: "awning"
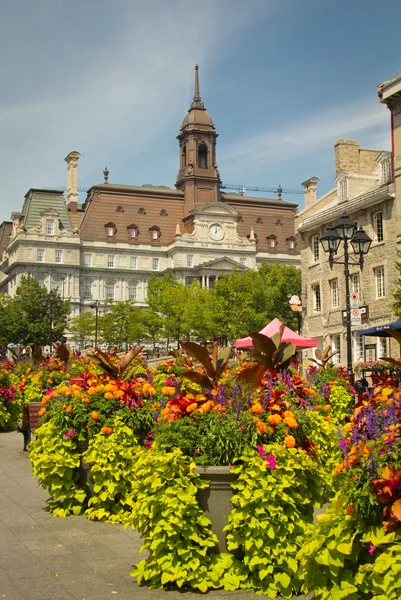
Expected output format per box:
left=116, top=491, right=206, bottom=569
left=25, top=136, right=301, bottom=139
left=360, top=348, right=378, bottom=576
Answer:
left=357, top=321, right=401, bottom=337
left=235, top=318, right=317, bottom=349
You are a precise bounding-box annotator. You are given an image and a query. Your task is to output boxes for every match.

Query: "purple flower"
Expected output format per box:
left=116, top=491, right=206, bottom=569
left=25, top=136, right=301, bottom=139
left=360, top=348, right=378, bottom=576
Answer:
left=257, top=445, right=266, bottom=457
left=265, top=455, right=276, bottom=469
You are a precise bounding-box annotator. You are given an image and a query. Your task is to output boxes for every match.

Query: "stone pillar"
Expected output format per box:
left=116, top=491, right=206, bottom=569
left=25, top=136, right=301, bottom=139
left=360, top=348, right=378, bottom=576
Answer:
left=202, top=275, right=205, bottom=288
left=206, top=275, right=210, bottom=288
left=64, top=151, right=81, bottom=212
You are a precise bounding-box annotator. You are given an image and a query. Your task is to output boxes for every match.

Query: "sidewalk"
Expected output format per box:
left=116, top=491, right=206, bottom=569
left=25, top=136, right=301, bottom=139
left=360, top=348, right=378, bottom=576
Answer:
left=0, top=432, right=309, bottom=600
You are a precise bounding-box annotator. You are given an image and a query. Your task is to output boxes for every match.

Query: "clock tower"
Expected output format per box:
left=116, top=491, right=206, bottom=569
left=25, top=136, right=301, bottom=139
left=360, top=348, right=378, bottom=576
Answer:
left=176, top=65, right=221, bottom=214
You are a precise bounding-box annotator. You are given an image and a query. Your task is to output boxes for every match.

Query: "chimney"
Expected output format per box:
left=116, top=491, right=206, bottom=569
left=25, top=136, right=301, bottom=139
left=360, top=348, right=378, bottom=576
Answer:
left=64, top=151, right=81, bottom=212
left=334, top=140, right=359, bottom=177
left=301, top=177, right=319, bottom=209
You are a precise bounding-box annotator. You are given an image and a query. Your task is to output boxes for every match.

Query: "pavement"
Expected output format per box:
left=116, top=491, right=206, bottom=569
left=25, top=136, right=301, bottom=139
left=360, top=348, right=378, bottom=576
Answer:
left=0, top=432, right=310, bottom=600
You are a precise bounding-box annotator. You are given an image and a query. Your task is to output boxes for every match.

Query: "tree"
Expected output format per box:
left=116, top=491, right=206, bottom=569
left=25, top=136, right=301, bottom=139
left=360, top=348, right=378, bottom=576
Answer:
left=141, top=309, right=164, bottom=350
left=98, top=301, right=144, bottom=349
left=0, top=294, right=14, bottom=348
left=9, top=276, right=70, bottom=346
left=69, top=310, right=95, bottom=348
left=147, top=271, right=189, bottom=348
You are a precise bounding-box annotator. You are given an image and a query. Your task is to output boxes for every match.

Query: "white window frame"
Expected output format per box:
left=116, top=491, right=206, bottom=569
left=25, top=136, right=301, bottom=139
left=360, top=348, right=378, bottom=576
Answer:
left=130, top=256, right=137, bottom=270
left=106, top=283, right=115, bottom=300
left=379, top=158, right=392, bottom=185
left=338, top=177, right=348, bottom=202
left=187, top=255, right=194, bottom=268
left=332, top=334, right=341, bottom=364
left=107, top=255, right=115, bottom=268
left=378, top=337, right=387, bottom=359
left=46, top=219, right=55, bottom=236
left=375, top=266, right=385, bottom=298
left=83, top=282, right=92, bottom=300
left=312, top=284, right=321, bottom=312
left=84, top=253, right=92, bottom=267
left=373, top=212, right=384, bottom=242
left=330, top=279, right=339, bottom=308
left=37, top=249, right=44, bottom=262
left=351, top=273, right=360, bottom=295
left=289, top=239, right=296, bottom=250
left=107, top=226, right=115, bottom=237
left=312, top=235, right=320, bottom=263
left=128, top=284, right=137, bottom=301
left=55, top=250, right=63, bottom=264
left=240, top=257, right=246, bottom=266
left=129, top=227, right=138, bottom=239
left=353, top=332, right=364, bottom=363
left=151, top=229, right=159, bottom=240
left=152, top=257, right=159, bottom=271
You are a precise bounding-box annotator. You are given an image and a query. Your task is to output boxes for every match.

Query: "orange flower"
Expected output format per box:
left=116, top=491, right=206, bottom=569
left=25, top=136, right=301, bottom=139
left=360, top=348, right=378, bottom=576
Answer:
left=65, top=406, right=72, bottom=413
left=91, top=411, right=99, bottom=420
left=283, top=410, right=295, bottom=419
left=345, top=505, right=354, bottom=515
left=104, top=392, right=114, bottom=400
left=257, top=421, right=267, bottom=434
left=250, top=403, right=263, bottom=415
left=65, top=374, right=70, bottom=379
left=85, top=424, right=89, bottom=429
left=284, top=417, right=298, bottom=429
left=284, top=435, right=296, bottom=448
left=268, top=414, right=282, bottom=425
left=101, top=426, right=113, bottom=435
left=186, top=402, right=198, bottom=414
left=88, top=387, right=97, bottom=395
left=41, top=397, right=49, bottom=406
left=324, top=404, right=331, bottom=412
left=37, top=407, right=46, bottom=417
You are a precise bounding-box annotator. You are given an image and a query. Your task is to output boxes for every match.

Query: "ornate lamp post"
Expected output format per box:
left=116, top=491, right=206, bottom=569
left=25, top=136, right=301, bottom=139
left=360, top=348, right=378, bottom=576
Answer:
left=41, top=290, right=63, bottom=353
left=320, top=214, right=372, bottom=385
left=90, top=301, right=100, bottom=348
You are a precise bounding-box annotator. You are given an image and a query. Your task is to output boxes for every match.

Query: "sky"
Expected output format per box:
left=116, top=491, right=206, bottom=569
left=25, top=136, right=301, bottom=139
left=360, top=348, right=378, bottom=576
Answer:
left=0, top=0, right=400, bottom=221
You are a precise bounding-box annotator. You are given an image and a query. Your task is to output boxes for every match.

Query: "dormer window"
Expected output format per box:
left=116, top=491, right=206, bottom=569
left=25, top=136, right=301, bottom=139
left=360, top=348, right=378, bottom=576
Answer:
left=127, top=224, right=139, bottom=239
left=379, top=156, right=392, bottom=184
left=150, top=226, right=161, bottom=241
left=46, top=219, right=55, bottom=236
left=105, top=222, right=116, bottom=237
left=267, top=235, right=278, bottom=248
left=287, top=236, right=297, bottom=250
left=198, top=143, right=208, bottom=169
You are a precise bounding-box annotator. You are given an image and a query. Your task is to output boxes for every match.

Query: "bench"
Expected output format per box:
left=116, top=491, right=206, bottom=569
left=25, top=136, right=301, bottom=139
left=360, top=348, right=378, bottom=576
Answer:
left=18, top=403, right=43, bottom=451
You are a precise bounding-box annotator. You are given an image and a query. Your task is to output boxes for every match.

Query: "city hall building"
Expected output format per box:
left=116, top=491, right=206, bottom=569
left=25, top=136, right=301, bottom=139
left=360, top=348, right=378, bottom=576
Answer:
left=0, top=66, right=299, bottom=321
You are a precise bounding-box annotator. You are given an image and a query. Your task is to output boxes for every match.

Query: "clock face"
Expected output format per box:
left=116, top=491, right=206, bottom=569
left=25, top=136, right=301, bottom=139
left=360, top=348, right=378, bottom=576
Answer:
left=209, top=223, right=223, bottom=240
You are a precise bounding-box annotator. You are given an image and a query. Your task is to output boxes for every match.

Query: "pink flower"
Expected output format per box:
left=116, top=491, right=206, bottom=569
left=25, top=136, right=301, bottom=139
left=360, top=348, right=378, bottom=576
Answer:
left=64, top=432, right=71, bottom=438
left=70, top=429, right=77, bottom=436
left=368, top=543, right=375, bottom=556
left=257, top=445, right=266, bottom=456
left=265, top=455, right=276, bottom=469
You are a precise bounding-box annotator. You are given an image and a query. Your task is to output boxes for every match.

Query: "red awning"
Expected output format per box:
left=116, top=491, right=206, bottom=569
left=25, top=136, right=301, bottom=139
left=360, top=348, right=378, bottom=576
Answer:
left=235, top=318, right=317, bottom=349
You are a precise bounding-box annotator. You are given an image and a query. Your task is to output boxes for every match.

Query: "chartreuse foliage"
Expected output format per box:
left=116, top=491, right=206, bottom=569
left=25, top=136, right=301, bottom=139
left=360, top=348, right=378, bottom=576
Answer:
left=327, top=384, right=354, bottom=426
left=83, top=418, right=139, bottom=523
left=29, top=421, right=84, bottom=517
left=226, top=445, right=325, bottom=599
left=126, top=448, right=248, bottom=592
left=298, top=493, right=401, bottom=600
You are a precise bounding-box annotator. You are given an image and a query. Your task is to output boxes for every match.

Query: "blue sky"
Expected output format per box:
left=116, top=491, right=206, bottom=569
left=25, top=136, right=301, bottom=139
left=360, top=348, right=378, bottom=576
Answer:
left=0, top=0, right=400, bottom=222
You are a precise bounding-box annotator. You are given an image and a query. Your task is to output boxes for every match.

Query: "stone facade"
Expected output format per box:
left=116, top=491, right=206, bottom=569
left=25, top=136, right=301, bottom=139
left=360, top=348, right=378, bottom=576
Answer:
left=296, top=71, right=401, bottom=367
left=0, top=66, right=300, bottom=338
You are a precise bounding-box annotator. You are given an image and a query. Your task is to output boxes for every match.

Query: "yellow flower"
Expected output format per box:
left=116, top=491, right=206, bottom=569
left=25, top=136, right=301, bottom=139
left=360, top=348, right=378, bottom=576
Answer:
left=88, top=387, right=97, bottom=395
left=104, top=392, right=114, bottom=400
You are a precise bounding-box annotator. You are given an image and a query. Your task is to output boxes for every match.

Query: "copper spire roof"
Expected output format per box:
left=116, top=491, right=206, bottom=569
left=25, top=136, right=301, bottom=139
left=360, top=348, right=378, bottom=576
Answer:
left=181, top=64, right=214, bottom=130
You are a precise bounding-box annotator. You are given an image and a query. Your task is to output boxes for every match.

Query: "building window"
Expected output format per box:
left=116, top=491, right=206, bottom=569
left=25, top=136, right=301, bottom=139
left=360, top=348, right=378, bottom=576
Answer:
left=128, top=283, right=137, bottom=301
left=375, top=266, right=385, bottom=298
left=130, top=257, right=137, bottom=270
left=106, top=283, right=115, bottom=300
left=373, top=212, right=384, bottom=242
left=46, top=220, right=55, bottom=236
left=240, top=257, right=246, bottom=266
left=351, top=274, right=360, bottom=295
left=378, top=337, right=387, bottom=359
left=338, top=177, right=348, bottom=202
left=198, top=143, right=208, bottom=169
left=83, top=282, right=92, bottom=299
left=312, top=284, right=321, bottom=312
left=107, top=255, right=115, bottom=268
left=312, top=236, right=320, bottom=262
left=84, top=253, right=92, bottom=267
left=354, top=333, right=364, bottom=363
left=268, top=235, right=277, bottom=248
left=187, top=255, right=194, bottom=268
left=128, top=224, right=139, bottom=239
left=55, top=250, right=63, bottom=264
left=330, top=279, right=339, bottom=308
left=152, top=258, right=159, bottom=271
left=287, top=237, right=296, bottom=250
left=379, top=158, right=392, bottom=184
left=105, top=222, right=116, bottom=237
left=150, top=227, right=161, bottom=241
left=332, top=335, right=341, bottom=364
left=37, top=249, right=44, bottom=262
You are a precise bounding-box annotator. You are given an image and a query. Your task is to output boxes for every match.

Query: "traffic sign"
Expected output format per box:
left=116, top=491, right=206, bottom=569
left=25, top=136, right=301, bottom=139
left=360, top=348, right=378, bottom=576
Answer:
left=351, top=308, right=362, bottom=325
left=350, top=292, right=359, bottom=309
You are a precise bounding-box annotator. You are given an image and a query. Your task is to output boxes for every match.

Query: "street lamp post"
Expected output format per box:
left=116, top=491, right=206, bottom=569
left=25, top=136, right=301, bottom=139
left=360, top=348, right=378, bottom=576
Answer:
left=320, top=214, right=372, bottom=385
left=90, top=301, right=100, bottom=348
left=41, top=290, right=63, bottom=354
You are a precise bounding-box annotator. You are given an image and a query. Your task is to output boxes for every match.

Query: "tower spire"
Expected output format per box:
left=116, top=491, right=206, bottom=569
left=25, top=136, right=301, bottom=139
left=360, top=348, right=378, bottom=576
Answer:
left=190, top=64, right=204, bottom=109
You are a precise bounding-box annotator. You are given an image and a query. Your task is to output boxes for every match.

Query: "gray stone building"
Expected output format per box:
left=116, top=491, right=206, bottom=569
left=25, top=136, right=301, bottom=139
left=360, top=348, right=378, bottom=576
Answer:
left=296, top=71, right=401, bottom=367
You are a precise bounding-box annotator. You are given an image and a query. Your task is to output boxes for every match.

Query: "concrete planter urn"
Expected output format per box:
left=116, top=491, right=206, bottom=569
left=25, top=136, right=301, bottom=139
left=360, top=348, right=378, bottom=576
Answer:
left=195, top=465, right=237, bottom=554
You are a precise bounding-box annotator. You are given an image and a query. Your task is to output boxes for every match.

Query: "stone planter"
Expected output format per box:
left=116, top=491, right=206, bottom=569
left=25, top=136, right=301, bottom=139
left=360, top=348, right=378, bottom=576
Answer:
left=195, top=465, right=237, bottom=554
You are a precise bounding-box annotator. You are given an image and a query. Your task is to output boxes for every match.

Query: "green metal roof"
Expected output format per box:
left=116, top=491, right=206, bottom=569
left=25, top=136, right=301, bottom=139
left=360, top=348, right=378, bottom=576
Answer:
left=21, top=189, right=72, bottom=231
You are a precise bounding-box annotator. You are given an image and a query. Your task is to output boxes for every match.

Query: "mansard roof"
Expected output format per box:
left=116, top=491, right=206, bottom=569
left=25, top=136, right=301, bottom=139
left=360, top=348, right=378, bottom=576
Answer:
left=21, top=189, right=72, bottom=231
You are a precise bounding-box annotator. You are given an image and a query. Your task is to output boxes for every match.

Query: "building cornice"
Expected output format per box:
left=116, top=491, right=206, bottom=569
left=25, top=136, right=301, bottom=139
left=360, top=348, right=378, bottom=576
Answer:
left=297, top=183, right=395, bottom=233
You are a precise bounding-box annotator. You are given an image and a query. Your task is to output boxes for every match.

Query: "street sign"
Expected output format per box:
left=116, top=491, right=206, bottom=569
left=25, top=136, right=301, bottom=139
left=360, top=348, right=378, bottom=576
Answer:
left=350, top=292, right=359, bottom=309
left=350, top=308, right=362, bottom=326
left=342, top=305, right=369, bottom=325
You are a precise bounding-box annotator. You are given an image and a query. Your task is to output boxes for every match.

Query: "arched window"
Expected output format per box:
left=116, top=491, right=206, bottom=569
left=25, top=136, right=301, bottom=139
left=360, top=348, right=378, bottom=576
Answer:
left=182, top=145, right=187, bottom=167
left=287, top=236, right=297, bottom=250
left=267, top=235, right=278, bottom=249
left=149, top=226, right=161, bottom=241
left=198, top=143, right=208, bottom=169
left=127, top=224, right=139, bottom=239
left=105, top=222, right=116, bottom=237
